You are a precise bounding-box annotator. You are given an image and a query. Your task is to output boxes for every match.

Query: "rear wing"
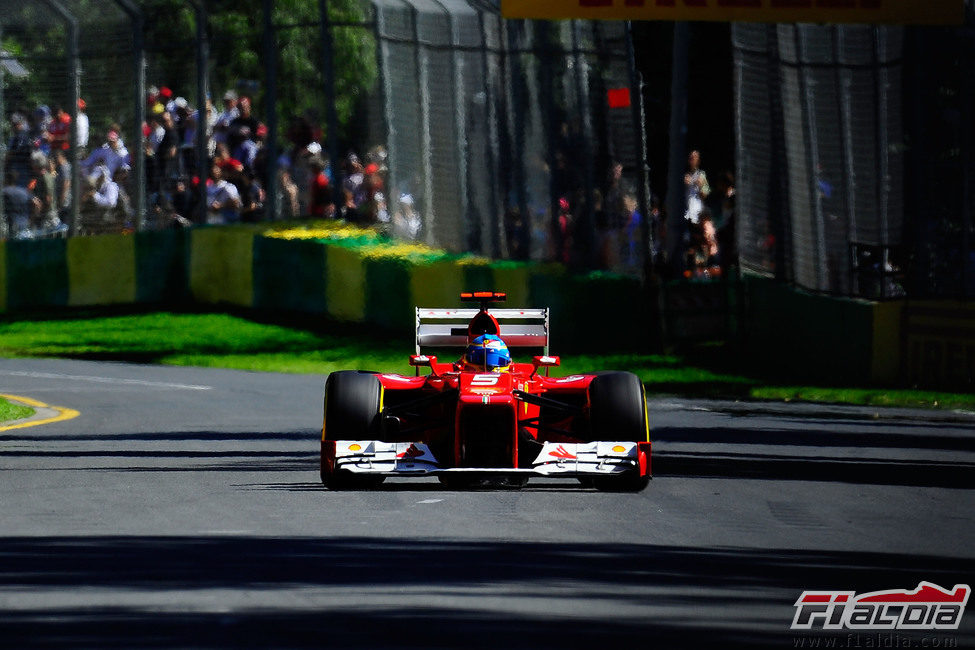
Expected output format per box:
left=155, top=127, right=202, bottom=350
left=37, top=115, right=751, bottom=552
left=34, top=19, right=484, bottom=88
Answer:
left=416, top=307, right=550, bottom=356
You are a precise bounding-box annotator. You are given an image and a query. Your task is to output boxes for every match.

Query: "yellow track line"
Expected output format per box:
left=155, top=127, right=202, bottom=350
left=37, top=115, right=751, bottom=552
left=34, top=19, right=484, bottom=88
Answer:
left=0, top=394, right=80, bottom=432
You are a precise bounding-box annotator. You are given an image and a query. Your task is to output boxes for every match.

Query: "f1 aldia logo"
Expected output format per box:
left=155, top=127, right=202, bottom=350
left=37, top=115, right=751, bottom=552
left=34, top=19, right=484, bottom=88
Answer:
left=791, top=582, right=970, bottom=631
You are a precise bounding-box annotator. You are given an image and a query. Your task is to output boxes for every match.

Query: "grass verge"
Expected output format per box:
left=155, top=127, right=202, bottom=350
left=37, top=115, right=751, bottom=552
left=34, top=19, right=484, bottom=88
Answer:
left=0, top=309, right=972, bottom=411
left=0, top=397, right=35, bottom=424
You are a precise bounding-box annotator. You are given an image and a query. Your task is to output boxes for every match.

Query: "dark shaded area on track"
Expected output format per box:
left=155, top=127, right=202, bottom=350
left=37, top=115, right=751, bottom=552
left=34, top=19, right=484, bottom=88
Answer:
left=1, top=536, right=972, bottom=648
left=656, top=452, right=975, bottom=488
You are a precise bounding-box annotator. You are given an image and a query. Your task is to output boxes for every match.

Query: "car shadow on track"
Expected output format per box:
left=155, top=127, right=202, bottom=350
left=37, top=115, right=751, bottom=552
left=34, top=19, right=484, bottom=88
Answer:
left=1, top=536, right=972, bottom=649
left=652, top=425, right=975, bottom=488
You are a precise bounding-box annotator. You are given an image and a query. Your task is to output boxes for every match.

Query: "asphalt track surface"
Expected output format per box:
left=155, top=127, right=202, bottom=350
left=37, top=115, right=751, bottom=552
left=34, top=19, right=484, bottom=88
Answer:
left=0, top=357, right=973, bottom=649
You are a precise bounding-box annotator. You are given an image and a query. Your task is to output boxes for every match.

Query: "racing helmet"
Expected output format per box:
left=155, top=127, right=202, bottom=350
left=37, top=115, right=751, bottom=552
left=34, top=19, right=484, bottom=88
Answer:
left=465, top=334, right=511, bottom=372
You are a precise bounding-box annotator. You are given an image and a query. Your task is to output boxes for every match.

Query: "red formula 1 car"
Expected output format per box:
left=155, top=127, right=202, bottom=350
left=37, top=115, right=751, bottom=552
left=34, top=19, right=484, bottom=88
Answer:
left=320, top=291, right=651, bottom=491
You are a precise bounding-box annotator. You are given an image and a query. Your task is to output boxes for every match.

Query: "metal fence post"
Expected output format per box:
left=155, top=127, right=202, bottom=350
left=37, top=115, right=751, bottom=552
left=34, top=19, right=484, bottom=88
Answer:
left=571, top=20, right=596, bottom=269
left=665, top=21, right=689, bottom=274
left=39, top=0, right=81, bottom=235
left=505, top=21, right=529, bottom=255
left=411, top=1, right=435, bottom=245
left=835, top=26, right=857, bottom=295
left=114, top=0, right=146, bottom=230
left=186, top=0, right=209, bottom=224
left=319, top=0, right=344, bottom=210
left=0, top=23, right=5, bottom=238
left=626, top=20, right=653, bottom=281
left=477, top=9, right=501, bottom=258
left=263, top=0, right=279, bottom=221
left=794, top=26, right=828, bottom=291
left=374, top=8, right=396, bottom=224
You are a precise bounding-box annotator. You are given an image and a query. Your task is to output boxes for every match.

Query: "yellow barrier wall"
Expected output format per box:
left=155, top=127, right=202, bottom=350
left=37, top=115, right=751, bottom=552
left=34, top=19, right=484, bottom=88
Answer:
left=410, top=261, right=465, bottom=308
left=67, top=234, right=136, bottom=306
left=189, top=228, right=255, bottom=307
left=325, top=246, right=366, bottom=321
left=490, top=265, right=530, bottom=307
left=871, top=301, right=904, bottom=384
left=902, top=301, right=975, bottom=389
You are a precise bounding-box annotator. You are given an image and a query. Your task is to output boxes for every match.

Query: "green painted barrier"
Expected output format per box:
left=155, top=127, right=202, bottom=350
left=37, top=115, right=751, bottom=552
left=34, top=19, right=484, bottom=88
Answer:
left=253, top=236, right=328, bottom=314
left=0, top=242, right=6, bottom=313
left=364, top=256, right=412, bottom=331
left=742, top=275, right=875, bottom=383
left=67, top=234, right=136, bottom=306
left=461, top=262, right=494, bottom=293
left=5, top=238, right=69, bottom=311
left=136, top=229, right=189, bottom=304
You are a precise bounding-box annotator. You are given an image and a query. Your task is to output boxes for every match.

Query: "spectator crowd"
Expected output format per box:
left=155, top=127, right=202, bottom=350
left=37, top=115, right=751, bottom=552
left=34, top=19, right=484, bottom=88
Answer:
left=2, top=87, right=391, bottom=240
left=4, top=91, right=734, bottom=279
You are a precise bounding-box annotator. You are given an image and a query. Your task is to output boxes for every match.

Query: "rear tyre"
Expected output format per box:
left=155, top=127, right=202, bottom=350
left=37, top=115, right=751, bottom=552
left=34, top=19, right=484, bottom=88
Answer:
left=321, top=371, right=385, bottom=490
left=588, top=372, right=650, bottom=492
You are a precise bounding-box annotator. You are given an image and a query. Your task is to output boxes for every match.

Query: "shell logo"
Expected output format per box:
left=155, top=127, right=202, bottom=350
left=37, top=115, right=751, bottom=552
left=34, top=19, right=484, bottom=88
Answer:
left=348, top=443, right=362, bottom=452
left=612, top=445, right=626, bottom=453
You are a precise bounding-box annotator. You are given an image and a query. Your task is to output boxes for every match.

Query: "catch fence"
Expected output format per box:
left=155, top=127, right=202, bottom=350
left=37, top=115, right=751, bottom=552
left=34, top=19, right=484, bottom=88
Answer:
left=1, top=0, right=649, bottom=276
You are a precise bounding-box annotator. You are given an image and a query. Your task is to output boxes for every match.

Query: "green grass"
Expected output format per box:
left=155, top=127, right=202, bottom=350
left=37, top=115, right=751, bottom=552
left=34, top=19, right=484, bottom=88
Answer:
left=0, top=310, right=972, bottom=411
left=0, top=397, right=35, bottom=424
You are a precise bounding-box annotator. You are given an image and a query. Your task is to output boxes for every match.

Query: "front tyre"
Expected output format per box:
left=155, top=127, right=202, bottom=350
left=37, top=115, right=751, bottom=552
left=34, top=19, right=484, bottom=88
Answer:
left=588, top=372, right=650, bottom=492
left=321, top=371, right=385, bottom=490
left=588, top=371, right=648, bottom=442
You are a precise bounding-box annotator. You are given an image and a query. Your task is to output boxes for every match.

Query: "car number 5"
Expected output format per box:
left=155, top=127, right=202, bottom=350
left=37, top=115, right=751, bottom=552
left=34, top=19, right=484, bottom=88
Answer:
left=471, top=374, right=500, bottom=386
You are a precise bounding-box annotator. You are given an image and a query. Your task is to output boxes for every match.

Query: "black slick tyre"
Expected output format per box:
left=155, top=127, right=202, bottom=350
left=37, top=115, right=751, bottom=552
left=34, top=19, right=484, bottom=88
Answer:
left=321, top=370, right=385, bottom=490
left=588, top=371, right=650, bottom=492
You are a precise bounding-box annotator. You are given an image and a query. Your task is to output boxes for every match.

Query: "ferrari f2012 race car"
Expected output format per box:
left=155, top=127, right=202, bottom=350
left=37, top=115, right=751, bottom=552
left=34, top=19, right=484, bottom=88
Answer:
left=320, top=291, right=651, bottom=491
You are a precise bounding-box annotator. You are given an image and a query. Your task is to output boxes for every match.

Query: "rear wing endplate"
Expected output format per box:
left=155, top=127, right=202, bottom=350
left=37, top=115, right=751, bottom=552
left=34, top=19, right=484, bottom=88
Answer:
left=416, top=307, right=549, bottom=356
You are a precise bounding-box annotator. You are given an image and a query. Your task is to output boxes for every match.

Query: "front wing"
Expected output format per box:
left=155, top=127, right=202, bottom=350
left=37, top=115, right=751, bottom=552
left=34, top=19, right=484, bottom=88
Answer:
left=323, top=440, right=651, bottom=478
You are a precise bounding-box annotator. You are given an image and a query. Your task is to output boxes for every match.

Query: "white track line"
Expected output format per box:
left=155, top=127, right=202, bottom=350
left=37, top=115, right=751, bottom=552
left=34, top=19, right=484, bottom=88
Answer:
left=0, top=370, right=212, bottom=391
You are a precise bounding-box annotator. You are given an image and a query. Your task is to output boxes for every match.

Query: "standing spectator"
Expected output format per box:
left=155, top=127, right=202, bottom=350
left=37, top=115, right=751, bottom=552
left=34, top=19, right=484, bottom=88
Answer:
left=46, top=106, right=71, bottom=153
left=622, top=193, right=644, bottom=272
left=7, top=113, right=33, bottom=187
left=206, top=162, right=242, bottom=224
left=701, top=209, right=720, bottom=275
left=230, top=96, right=259, bottom=136
left=157, top=111, right=181, bottom=190
left=170, top=176, right=197, bottom=224
left=306, top=155, right=334, bottom=219
left=603, top=161, right=626, bottom=269
left=228, top=97, right=262, bottom=176
left=3, top=170, right=38, bottom=238
left=75, top=98, right=90, bottom=155
left=31, top=105, right=53, bottom=154
left=276, top=155, right=300, bottom=219
left=683, top=149, right=710, bottom=225
left=553, top=196, right=573, bottom=265
left=212, top=90, right=239, bottom=149
left=53, top=149, right=72, bottom=224
left=31, top=152, right=61, bottom=232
